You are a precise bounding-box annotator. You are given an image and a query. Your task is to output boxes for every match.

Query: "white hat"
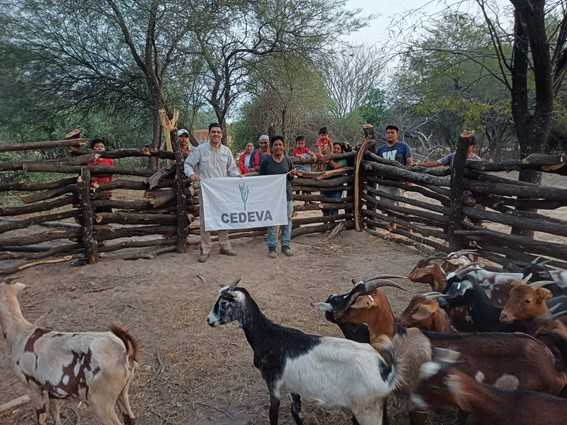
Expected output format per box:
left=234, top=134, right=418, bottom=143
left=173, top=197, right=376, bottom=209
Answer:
left=177, top=129, right=189, bottom=137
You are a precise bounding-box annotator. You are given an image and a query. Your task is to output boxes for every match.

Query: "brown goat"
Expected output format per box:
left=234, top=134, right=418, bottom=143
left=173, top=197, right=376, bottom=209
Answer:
left=411, top=349, right=567, bottom=425
left=500, top=281, right=553, bottom=323
left=399, top=294, right=454, bottom=333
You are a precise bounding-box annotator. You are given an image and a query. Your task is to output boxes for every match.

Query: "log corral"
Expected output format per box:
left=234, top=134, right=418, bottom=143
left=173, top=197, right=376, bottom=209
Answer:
left=0, top=136, right=566, bottom=273
left=361, top=132, right=567, bottom=269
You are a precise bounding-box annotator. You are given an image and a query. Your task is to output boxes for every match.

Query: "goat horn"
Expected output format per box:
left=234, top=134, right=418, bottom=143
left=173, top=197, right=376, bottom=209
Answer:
left=447, top=249, right=477, bottom=258
left=452, top=263, right=478, bottom=279
left=529, top=280, right=554, bottom=289
left=310, top=301, right=334, bottom=312
left=362, top=279, right=407, bottom=292
left=228, top=278, right=241, bottom=291
left=529, top=256, right=542, bottom=265
left=422, top=292, right=446, bottom=300
left=548, top=304, right=561, bottom=314
left=549, top=309, right=567, bottom=320
left=433, top=347, right=460, bottom=363
left=363, top=274, right=408, bottom=282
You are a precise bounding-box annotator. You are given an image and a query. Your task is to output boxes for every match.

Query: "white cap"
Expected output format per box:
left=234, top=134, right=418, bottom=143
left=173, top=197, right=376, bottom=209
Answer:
left=177, top=129, right=189, bottom=137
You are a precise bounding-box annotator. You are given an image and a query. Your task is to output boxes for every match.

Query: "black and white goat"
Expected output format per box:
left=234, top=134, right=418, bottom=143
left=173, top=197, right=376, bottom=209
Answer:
left=0, top=281, right=139, bottom=425
left=206, top=278, right=399, bottom=425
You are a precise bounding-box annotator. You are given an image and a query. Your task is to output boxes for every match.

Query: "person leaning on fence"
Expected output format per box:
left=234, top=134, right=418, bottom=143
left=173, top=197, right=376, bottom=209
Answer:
left=260, top=135, right=297, bottom=259
left=321, top=142, right=348, bottom=217
left=416, top=136, right=480, bottom=168
left=376, top=125, right=413, bottom=231
left=415, top=131, right=484, bottom=226
left=183, top=123, right=240, bottom=263
left=88, top=138, right=114, bottom=214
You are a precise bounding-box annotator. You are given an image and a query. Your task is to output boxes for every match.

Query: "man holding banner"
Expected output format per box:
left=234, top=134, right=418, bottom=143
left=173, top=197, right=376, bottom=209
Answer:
left=184, top=123, right=240, bottom=263
left=260, top=135, right=297, bottom=259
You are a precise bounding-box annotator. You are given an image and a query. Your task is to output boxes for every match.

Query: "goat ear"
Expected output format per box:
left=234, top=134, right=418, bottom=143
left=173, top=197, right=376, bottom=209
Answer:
left=534, top=287, right=553, bottom=301
left=349, top=294, right=373, bottom=309
left=412, top=303, right=437, bottom=321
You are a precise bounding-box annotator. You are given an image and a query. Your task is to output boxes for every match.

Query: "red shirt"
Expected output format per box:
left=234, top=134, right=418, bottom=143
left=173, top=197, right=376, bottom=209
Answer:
left=88, top=157, right=114, bottom=184
left=316, top=137, right=333, bottom=154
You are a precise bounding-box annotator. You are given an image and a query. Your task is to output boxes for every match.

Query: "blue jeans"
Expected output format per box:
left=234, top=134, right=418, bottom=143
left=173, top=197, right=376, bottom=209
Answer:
left=267, top=201, right=294, bottom=248
left=321, top=190, right=342, bottom=216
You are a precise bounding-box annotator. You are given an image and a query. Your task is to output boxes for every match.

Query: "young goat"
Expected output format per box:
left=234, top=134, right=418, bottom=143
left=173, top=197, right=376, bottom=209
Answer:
left=0, top=282, right=138, bottom=425
left=500, top=280, right=567, bottom=324
left=399, top=294, right=455, bottom=333
left=411, top=349, right=567, bottom=425
left=207, top=278, right=399, bottom=425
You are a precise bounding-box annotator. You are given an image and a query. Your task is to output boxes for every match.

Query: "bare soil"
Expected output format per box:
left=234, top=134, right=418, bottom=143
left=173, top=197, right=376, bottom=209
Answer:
left=0, top=229, right=438, bottom=425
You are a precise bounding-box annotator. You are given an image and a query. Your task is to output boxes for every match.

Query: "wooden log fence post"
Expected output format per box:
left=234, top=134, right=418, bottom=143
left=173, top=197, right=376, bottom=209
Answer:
left=174, top=148, right=188, bottom=253
left=447, top=131, right=474, bottom=251
left=77, top=168, right=98, bottom=263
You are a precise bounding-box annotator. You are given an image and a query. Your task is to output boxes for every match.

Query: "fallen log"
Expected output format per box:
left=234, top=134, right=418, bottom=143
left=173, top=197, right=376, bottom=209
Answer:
left=364, top=224, right=448, bottom=252
left=144, top=189, right=176, bottom=207
left=0, top=138, right=87, bottom=152
left=464, top=153, right=567, bottom=174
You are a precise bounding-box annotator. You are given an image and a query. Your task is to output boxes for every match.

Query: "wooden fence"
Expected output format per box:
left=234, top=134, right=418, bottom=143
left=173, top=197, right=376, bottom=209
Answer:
left=359, top=134, right=567, bottom=270
left=0, top=140, right=355, bottom=274
left=1, top=136, right=566, bottom=274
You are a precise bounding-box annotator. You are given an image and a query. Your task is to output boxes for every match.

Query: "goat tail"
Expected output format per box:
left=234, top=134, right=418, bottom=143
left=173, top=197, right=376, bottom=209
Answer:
left=109, top=324, right=140, bottom=364
left=371, top=335, right=401, bottom=390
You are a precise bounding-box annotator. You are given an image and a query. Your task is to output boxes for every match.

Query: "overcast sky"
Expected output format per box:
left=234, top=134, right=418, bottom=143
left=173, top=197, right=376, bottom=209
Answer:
left=344, top=0, right=512, bottom=46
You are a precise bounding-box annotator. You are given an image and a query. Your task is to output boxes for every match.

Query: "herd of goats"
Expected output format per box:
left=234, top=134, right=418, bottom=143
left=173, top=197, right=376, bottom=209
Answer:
left=2, top=251, right=567, bottom=425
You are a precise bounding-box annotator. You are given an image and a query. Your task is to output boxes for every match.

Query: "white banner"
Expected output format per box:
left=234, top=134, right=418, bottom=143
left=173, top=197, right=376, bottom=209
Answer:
left=201, top=175, right=288, bottom=231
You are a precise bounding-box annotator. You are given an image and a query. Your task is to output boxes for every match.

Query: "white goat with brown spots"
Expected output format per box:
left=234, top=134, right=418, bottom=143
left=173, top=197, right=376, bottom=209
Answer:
left=0, top=281, right=138, bottom=425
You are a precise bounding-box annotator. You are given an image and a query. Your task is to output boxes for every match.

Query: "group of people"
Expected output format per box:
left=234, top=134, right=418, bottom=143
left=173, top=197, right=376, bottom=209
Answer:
left=183, top=124, right=297, bottom=262
left=87, top=123, right=481, bottom=262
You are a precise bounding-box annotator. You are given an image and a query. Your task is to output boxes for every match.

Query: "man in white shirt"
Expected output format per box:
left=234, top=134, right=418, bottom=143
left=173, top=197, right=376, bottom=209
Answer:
left=184, top=123, right=240, bottom=262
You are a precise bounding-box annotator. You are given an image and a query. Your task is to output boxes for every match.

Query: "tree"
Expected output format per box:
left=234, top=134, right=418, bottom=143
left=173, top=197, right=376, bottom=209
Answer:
left=189, top=0, right=365, bottom=143
left=323, top=45, right=384, bottom=120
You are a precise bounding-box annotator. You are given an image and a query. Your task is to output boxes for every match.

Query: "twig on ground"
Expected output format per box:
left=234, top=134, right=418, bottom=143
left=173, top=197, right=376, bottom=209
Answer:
left=149, top=351, right=165, bottom=383
left=196, top=401, right=234, bottom=419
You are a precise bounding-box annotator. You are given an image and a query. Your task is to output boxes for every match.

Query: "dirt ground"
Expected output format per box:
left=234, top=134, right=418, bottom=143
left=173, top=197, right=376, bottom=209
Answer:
left=0, top=229, right=445, bottom=425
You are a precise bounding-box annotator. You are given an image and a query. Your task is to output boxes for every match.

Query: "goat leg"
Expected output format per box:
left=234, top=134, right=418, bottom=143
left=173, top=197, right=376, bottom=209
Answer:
left=268, top=390, right=280, bottom=425
left=289, top=393, right=303, bottom=424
